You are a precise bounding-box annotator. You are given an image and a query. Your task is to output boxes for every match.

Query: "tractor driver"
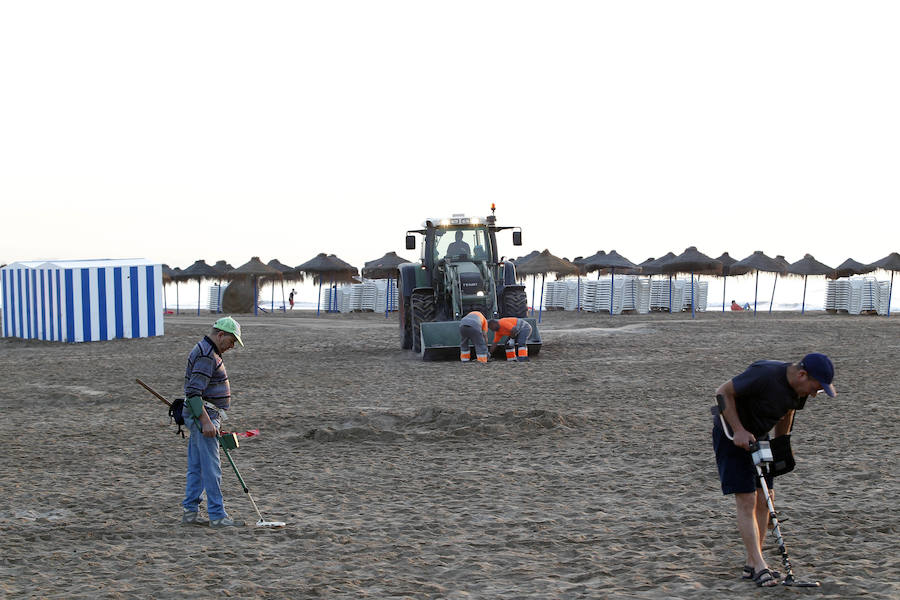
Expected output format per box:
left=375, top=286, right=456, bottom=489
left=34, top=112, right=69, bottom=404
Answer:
left=447, top=230, right=471, bottom=258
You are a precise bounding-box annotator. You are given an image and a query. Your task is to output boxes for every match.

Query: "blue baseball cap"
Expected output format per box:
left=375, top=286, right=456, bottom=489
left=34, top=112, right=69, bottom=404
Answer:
left=800, top=353, right=835, bottom=397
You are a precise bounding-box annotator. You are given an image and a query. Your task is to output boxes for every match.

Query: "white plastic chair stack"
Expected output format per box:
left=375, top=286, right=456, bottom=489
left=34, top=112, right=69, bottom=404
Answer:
left=825, top=280, right=837, bottom=311
left=349, top=284, right=364, bottom=311
left=562, top=280, right=580, bottom=311
left=826, top=277, right=890, bottom=315
left=580, top=277, right=625, bottom=314
left=876, top=281, right=890, bottom=315
left=633, top=278, right=651, bottom=314
left=681, top=280, right=708, bottom=311
left=543, top=281, right=567, bottom=310
left=208, top=284, right=226, bottom=312
left=650, top=279, right=686, bottom=311
left=372, top=280, right=398, bottom=313
left=580, top=279, right=602, bottom=312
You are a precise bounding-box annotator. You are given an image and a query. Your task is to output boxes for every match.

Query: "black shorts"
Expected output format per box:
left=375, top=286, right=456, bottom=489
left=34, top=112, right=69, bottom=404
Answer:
left=712, top=421, right=773, bottom=495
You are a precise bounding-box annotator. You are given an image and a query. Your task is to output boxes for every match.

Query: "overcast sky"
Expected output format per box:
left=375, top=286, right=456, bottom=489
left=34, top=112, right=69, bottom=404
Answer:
left=2, top=1, right=897, bottom=275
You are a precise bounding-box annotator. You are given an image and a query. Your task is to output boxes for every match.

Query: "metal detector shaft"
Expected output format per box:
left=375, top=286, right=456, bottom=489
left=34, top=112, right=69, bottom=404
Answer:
left=219, top=437, right=268, bottom=523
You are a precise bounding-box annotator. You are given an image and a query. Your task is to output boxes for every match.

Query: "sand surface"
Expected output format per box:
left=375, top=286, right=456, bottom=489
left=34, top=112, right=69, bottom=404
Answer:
left=1, top=309, right=898, bottom=599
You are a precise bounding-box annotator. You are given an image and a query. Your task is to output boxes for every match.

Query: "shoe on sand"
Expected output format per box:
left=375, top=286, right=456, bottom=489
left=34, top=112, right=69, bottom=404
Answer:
left=182, top=509, right=208, bottom=526
left=743, top=565, right=781, bottom=580
left=751, top=568, right=780, bottom=587
left=210, top=516, right=245, bottom=528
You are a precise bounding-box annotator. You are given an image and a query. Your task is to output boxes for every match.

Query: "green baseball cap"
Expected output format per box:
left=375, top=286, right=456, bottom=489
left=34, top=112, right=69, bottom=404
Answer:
left=213, top=316, right=243, bottom=347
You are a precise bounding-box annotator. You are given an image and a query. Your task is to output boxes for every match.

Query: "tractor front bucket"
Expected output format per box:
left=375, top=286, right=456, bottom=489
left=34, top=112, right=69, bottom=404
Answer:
left=418, top=318, right=542, bottom=361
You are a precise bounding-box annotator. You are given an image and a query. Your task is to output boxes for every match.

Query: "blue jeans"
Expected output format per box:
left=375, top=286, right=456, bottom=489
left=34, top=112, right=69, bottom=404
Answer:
left=182, top=413, right=226, bottom=520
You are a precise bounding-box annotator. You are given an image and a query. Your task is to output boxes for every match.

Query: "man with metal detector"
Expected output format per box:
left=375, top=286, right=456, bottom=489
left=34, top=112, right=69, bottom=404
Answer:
left=712, top=353, right=836, bottom=587
left=181, top=316, right=245, bottom=528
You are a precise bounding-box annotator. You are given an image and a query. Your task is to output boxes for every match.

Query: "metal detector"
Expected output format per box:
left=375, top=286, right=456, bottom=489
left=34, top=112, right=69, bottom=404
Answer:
left=715, top=400, right=820, bottom=587
left=218, top=436, right=286, bottom=529
left=136, top=379, right=286, bottom=529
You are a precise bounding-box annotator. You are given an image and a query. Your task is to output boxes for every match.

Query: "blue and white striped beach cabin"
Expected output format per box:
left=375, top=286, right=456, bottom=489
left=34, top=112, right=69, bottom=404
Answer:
left=1, top=259, right=164, bottom=342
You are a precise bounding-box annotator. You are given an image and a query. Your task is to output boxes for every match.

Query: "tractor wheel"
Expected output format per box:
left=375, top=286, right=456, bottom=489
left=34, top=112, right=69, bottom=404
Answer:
left=411, top=291, right=435, bottom=354
left=501, top=288, right=528, bottom=318
left=400, top=297, right=412, bottom=349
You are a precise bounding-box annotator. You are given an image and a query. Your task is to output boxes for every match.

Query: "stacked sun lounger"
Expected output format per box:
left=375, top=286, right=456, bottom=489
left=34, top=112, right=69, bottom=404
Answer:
left=826, top=277, right=890, bottom=315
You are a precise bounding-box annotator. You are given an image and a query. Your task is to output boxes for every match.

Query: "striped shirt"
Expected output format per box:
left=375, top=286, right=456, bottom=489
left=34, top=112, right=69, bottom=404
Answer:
left=184, top=335, right=231, bottom=412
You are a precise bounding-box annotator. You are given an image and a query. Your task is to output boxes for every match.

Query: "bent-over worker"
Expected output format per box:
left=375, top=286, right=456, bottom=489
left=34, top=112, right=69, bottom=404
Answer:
left=458, top=310, right=489, bottom=363
left=488, top=317, right=532, bottom=362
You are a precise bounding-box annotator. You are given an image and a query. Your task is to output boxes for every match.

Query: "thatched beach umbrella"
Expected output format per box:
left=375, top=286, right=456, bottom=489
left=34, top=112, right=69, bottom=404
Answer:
left=731, top=251, right=787, bottom=314
left=362, top=251, right=409, bottom=279
left=511, top=250, right=542, bottom=307
left=179, top=259, right=221, bottom=316
left=296, top=253, right=359, bottom=315
left=787, top=254, right=834, bottom=315
left=207, top=261, right=234, bottom=313
left=583, top=250, right=638, bottom=316
left=514, top=249, right=579, bottom=322
left=265, top=258, right=298, bottom=313
left=862, top=252, right=900, bottom=316
left=714, top=252, right=741, bottom=312
left=362, top=251, right=411, bottom=316
left=637, top=253, right=677, bottom=312
left=832, top=258, right=867, bottom=279
left=657, top=247, right=722, bottom=319
left=229, top=257, right=281, bottom=316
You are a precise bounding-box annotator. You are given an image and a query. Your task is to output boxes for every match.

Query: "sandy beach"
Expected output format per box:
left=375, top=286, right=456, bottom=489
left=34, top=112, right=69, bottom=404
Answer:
left=1, top=309, right=897, bottom=599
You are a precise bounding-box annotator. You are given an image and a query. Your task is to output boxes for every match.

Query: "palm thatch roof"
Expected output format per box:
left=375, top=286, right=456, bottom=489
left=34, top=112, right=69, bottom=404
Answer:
left=582, top=250, right=638, bottom=273
left=230, top=257, right=281, bottom=279
left=296, top=253, right=358, bottom=283
left=863, top=252, right=900, bottom=273
left=212, top=260, right=234, bottom=276
left=267, top=258, right=303, bottom=281
left=833, top=258, right=867, bottom=279
left=787, top=254, right=834, bottom=277
left=657, top=247, right=722, bottom=276
left=714, top=252, right=742, bottom=276
left=640, top=252, right=677, bottom=275
left=362, top=251, right=410, bottom=279
left=731, top=250, right=787, bottom=275
left=513, top=249, right=579, bottom=277
left=179, top=259, right=221, bottom=281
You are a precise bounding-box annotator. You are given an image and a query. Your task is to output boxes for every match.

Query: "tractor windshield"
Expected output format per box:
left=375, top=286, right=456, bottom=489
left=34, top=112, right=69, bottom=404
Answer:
left=434, top=227, right=490, bottom=262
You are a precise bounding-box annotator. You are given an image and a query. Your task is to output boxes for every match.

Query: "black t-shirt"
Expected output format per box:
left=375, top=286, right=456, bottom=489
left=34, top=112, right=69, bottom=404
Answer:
left=732, top=360, right=807, bottom=438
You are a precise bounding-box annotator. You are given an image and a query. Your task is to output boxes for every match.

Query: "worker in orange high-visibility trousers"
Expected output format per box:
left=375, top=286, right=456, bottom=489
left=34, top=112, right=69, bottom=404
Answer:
left=488, top=317, right=532, bottom=362
left=458, top=311, right=490, bottom=364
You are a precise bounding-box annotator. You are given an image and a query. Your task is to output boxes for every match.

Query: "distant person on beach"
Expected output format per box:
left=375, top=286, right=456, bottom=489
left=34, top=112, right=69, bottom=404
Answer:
left=181, top=317, right=245, bottom=528
left=488, top=317, right=532, bottom=362
left=731, top=300, right=744, bottom=311
left=447, top=230, right=471, bottom=258
left=289, top=289, right=295, bottom=310
left=712, top=353, right=836, bottom=586
left=458, top=310, right=489, bottom=363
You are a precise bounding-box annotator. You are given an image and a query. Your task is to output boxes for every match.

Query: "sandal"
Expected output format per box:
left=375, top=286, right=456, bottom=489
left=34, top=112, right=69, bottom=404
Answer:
left=752, top=568, right=780, bottom=587
left=743, top=565, right=782, bottom=580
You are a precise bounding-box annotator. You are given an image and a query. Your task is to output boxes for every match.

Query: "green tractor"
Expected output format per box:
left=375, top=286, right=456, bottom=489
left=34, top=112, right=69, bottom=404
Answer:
left=397, top=205, right=542, bottom=360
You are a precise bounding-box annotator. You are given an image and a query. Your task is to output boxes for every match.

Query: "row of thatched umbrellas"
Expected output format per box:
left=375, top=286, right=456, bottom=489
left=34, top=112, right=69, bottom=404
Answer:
left=511, top=248, right=900, bottom=319
left=162, top=252, right=410, bottom=315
